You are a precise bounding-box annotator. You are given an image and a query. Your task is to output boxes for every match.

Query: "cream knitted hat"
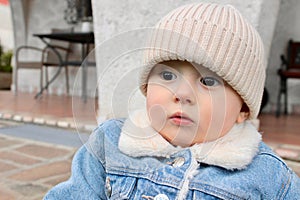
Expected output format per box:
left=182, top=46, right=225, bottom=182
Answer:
left=140, top=3, right=266, bottom=119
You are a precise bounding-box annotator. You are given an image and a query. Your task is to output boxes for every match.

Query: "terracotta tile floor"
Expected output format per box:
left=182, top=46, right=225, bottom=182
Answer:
left=0, top=90, right=98, bottom=124
left=259, top=113, right=300, bottom=146
left=0, top=90, right=299, bottom=146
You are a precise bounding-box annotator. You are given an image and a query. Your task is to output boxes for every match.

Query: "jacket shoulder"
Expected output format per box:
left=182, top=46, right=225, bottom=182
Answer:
left=250, top=142, right=300, bottom=198
left=256, top=142, right=289, bottom=168
left=85, top=119, right=125, bottom=166
left=195, top=142, right=300, bottom=199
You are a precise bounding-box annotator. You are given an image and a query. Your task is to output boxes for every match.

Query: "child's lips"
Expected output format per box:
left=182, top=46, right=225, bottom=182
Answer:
left=169, top=112, right=194, bottom=126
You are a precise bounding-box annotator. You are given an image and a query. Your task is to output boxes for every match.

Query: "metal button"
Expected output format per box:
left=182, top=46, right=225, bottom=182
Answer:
left=105, top=177, right=112, bottom=198
left=142, top=194, right=169, bottom=200
left=154, top=194, right=169, bottom=200
left=172, top=157, right=185, bottom=167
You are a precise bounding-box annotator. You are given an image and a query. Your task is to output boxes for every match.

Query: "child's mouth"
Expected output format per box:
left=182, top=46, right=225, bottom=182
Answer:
left=169, top=112, right=194, bottom=126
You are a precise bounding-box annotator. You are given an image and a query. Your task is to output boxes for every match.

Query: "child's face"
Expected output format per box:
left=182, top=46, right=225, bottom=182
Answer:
left=146, top=61, right=248, bottom=147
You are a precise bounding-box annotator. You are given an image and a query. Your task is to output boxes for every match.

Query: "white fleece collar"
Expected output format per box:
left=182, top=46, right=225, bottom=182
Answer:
left=118, top=109, right=261, bottom=170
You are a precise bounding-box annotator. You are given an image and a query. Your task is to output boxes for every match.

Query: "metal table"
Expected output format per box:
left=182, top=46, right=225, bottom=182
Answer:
left=34, top=32, right=95, bottom=100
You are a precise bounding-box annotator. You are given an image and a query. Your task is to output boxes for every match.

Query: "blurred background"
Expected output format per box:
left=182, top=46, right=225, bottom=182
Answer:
left=0, top=0, right=299, bottom=199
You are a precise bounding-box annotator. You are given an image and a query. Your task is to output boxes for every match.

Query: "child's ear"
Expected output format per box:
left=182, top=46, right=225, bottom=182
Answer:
left=236, top=103, right=250, bottom=123
left=236, top=111, right=249, bottom=123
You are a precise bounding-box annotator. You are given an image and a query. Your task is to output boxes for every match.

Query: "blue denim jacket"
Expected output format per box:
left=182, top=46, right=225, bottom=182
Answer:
left=44, top=119, right=300, bottom=200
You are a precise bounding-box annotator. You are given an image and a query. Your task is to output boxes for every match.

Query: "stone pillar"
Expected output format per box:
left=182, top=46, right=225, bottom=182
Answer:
left=9, top=0, right=27, bottom=91
left=10, top=0, right=27, bottom=48
left=91, top=0, right=280, bottom=121
left=266, top=0, right=300, bottom=114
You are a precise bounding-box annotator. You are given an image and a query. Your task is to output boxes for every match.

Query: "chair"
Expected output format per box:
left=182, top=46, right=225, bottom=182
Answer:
left=276, top=39, right=300, bottom=116
left=15, top=28, right=72, bottom=94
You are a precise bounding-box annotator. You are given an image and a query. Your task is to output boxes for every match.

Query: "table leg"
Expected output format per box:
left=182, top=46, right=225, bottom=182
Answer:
left=35, top=38, right=64, bottom=99
left=81, top=43, right=90, bottom=102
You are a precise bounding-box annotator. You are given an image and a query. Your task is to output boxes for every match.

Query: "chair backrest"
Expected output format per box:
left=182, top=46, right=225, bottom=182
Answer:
left=287, top=40, right=300, bottom=70
left=45, top=28, right=73, bottom=64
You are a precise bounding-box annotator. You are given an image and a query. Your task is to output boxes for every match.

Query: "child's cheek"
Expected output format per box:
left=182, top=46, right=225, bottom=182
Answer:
left=147, top=103, right=167, bottom=132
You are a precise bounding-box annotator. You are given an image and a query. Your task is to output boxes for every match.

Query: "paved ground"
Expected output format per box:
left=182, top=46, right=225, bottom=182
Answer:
left=0, top=134, right=76, bottom=200
left=0, top=119, right=81, bottom=200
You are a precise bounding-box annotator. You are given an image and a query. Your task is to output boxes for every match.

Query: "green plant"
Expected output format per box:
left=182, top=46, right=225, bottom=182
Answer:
left=0, top=44, right=13, bottom=73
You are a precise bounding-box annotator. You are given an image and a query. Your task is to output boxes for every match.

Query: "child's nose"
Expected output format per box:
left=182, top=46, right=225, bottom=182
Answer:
left=173, top=80, right=195, bottom=105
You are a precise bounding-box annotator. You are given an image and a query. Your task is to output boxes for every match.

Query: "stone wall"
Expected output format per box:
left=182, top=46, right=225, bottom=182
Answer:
left=91, top=0, right=280, bottom=120
left=12, top=0, right=297, bottom=119
left=267, top=0, right=300, bottom=114
left=10, top=0, right=97, bottom=96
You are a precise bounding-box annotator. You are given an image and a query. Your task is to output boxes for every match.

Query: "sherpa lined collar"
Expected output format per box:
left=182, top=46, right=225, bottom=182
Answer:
left=118, top=109, right=261, bottom=170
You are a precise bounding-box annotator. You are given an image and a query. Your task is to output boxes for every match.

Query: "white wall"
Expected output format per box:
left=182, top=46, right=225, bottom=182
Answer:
left=0, top=4, right=14, bottom=51
left=92, top=0, right=280, bottom=121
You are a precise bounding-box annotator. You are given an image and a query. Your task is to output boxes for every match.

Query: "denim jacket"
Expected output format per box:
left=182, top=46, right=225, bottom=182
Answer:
left=44, top=117, right=300, bottom=200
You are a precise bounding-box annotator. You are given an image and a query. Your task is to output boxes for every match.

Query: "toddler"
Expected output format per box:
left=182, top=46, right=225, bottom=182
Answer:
left=44, top=3, right=300, bottom=199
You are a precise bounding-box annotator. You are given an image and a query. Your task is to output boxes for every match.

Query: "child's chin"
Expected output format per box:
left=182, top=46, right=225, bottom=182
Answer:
left=170, top=138, right=196, bottom=148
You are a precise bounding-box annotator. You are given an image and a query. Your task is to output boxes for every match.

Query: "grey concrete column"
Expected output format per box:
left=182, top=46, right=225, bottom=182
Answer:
left=10, top=0, right=27, bottom=48
left=9, top=0, right=28, bottom=91
left=266, top=0, right=300, bottom=114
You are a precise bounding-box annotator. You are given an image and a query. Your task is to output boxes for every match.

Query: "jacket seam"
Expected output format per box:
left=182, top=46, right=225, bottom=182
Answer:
left=107, top=169, right=182, bottom=190
left=279, top=170, right=292, bottom=200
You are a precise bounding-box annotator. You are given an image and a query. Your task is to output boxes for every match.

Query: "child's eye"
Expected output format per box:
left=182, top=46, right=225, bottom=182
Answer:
left=200, top=77, right=221, bottom=87
left=160, top=71, right=177, bottom=81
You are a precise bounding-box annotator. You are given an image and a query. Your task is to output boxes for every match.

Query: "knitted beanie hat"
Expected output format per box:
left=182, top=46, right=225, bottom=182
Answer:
left=140, top=3, right=266, bottom=119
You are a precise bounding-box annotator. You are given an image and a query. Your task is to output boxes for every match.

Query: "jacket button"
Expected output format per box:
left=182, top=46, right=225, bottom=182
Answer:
left=172, top=157, right=185, bottom=167
left=105, top=177, right=112, bottom=198
left=154, top=194, right=169, bottom=200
